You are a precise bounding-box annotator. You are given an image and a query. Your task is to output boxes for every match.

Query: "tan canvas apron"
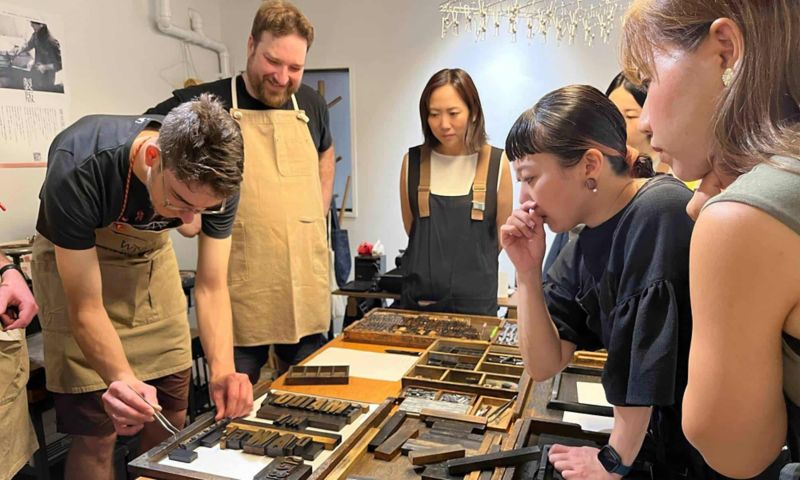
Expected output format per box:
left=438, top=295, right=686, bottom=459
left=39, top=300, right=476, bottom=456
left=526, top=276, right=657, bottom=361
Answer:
left=228, top=77, right=330, bottom=346
left=31, top=164, right=191, bottom=393
left=0, top=329, right=38, bottom=480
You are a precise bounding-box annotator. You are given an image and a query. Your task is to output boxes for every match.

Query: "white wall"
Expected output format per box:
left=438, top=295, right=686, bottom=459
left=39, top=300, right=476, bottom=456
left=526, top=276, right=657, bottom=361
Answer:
left=222, top=0, right=624, bottom=284
left=0, top=0, right=227, bottom=269
left=2, top=0, right=626, bottom=279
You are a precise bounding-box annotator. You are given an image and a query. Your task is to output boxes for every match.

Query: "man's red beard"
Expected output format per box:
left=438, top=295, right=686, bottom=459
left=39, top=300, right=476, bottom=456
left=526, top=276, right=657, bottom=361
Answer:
left=245, top=55, right=299, bottom=108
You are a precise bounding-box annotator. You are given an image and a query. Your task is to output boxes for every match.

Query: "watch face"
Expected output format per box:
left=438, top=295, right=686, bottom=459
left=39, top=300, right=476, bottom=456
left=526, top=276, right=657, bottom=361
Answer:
left=598, top=445, right=622, bottom=472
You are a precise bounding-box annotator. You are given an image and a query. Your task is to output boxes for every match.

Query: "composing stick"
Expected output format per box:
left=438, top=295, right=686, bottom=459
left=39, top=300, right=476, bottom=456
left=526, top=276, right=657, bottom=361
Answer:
left=367, top=411, right=407, bottom=452
left=373, top=419, right=422, bottom=461
left=446, top=446, right=541, bottom=475
left=409, top=445, right=466, bottom=466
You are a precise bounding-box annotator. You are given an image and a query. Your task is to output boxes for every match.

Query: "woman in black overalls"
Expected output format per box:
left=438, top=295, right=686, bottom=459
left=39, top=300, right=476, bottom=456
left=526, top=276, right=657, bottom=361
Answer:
left=397, top=68, right=513, bottom=316
left=502, top=85, right=718, bottom=479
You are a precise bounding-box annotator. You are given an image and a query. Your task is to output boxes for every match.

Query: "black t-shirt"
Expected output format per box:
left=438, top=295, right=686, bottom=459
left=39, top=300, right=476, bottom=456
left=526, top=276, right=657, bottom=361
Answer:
left=545, top=175, right=695, bottom=408
left=145, top=75, right=332, bottom=153
left=36, top=115, right=239, bottom=250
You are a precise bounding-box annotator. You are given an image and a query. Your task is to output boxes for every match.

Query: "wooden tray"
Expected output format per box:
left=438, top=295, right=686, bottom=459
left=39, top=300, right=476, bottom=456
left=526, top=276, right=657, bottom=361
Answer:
left=343, top=308, right=501, bottom=348
left=284, top=365, right=350, bottom=385
left=402, top=340, right=524, bottom=400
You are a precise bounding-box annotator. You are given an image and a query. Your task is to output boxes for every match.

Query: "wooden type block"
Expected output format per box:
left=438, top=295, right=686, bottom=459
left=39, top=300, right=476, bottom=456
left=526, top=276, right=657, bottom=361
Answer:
left=409, top=445, right=466, bottom=466
left=292, top=436, right=311, bottom=456
left=420, top=409, right=488, bottom=428
left=401, top=438, right=443, bottom=455
left=417, top=431, right=482, bottom=452
left=367, top=411, right=407, bottom=452
left=199, top=426, right=225, bottom=448
left=288, top=395, right=307, bottom=408
left=273, top=393, right=293, bottom=406
left=432, top=419, right=486, bottom=434
left=446, top=446, right=541, bottom=475
left=332, top=402, right=351, bottom=415
left=167, top=446, right=198, bottom=463
left=373, top=419, right=422, bottom=461
left=300, top=441, right=324, bottom=461
left=420, top=464, right=463, bottom=480
left=267, top=434, right=298, bottom=457
left=309, top=398, right=327, bottom=411
left=257, top=404, right=348, bottom=431
left=253, top=456, right=312, bottom=480
left=428, top=426, right=484, bottom=443
left=226, top=419, right=342, bottom=450
left=224, top=430, right=251, bottom=450
left=243, top=431, right=271, bottom=455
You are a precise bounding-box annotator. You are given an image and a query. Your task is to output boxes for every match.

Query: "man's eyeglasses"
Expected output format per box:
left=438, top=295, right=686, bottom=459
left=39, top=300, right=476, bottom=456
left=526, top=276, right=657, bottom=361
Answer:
left=159, top=162, right=226, bottom=215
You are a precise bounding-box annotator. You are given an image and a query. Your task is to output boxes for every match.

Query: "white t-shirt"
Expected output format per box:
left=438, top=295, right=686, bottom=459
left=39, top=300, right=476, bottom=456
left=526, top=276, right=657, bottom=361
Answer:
left=406, top=149, right=505, bottom=196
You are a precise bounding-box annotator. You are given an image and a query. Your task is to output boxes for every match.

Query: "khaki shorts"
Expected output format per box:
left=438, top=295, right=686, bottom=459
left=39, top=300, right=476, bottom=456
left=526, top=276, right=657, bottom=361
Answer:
left=53, top=367, right=191, bottom=436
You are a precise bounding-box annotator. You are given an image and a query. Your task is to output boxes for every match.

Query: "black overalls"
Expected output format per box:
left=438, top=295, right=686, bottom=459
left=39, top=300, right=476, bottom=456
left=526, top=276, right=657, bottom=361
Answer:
left=397, top=144, right=502, bottom=316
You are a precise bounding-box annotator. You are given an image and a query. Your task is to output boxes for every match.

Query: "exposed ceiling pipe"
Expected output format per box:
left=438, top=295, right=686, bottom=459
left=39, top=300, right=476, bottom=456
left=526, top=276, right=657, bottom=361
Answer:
left=155, top=0, right=230, bottom=79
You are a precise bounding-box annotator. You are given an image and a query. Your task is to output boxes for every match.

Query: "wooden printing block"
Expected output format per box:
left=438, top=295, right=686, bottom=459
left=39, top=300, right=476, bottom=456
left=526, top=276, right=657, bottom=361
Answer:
left=300, top=441, right=324, bottom=461
left=291, top=436, right=311, bottom=456
left=322, top=400, right=340, bottom=413
left=409, top=445, right=466, bottom=466
left=432, top=419, right=486, bottom=434
left=401, top=438, right=443, bottom=455
left=332, top=402, right=351, bottom=415
left=417, top=432, right=481, bottom=452
left=374, top=419, right=422, bottom=461
left=199, top=425, right=226, bottom=448
left=367, top=411, right=407, bottom=452
left=272, top=394, right=294, bottom=406
left=253, top=456, right=312, bottom=480
left=308, top=398, right=327, bottom=412
left=257, top=404, right=348, bottom=431
left=224, top=430, right=252, bottom=450
left=428, top=426, right=485, bottom=443
left=243, top=431, right=270, bottom=455
left=267, top=433, right=297, bottom=457
left=420, top=409, right=488, bottom=429
left=288, top=395, right=308, bottom=408
left=420, top=464, right=463, bottom=480
left=466, top=434, right=502, bottom=480
left=446, top=447, right=541, bottom=475
left=167, top=446, right=198, bottom=463
left=298, top=396, right=316, bottom=409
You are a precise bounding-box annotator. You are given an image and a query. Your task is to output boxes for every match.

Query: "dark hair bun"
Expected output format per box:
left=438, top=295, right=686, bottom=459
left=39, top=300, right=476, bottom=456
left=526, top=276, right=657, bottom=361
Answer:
left=632, top=154, right=655, bottom=178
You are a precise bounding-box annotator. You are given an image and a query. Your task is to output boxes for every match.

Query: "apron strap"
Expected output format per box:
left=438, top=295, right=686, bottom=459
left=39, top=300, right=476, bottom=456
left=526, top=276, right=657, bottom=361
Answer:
left=291, top=94, right=310, bottom=123
left=231, top=76, right=239, bottom=110
left=417, top=146, right=432, bottom=218
left=471, top=144, right=492, bottom=221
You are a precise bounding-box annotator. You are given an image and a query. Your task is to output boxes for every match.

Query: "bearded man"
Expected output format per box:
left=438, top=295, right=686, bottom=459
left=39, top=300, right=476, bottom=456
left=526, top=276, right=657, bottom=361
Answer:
left=147, top=0, right=334, bottom=383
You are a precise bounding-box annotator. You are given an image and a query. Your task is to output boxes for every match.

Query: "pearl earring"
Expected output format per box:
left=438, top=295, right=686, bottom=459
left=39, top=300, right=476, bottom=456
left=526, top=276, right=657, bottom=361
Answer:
left=586, top=178, right=598, bottom=193
left=722, top=67, right=734, bottom=87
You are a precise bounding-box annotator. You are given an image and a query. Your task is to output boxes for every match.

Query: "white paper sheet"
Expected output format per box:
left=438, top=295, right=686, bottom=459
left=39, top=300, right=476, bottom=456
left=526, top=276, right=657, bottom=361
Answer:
left=576, top=382, right=612, bottom=408
left=158, top=391, right=378, bottom=479
left=562, top=411, right=614, bottom=433
left=303, top=347, right=418, bottom=382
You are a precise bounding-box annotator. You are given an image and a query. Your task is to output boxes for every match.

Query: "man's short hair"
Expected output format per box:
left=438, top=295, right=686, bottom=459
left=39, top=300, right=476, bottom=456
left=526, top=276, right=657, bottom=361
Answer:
left=158, top=93, right=244, bottom=198
left=251, top=0, right=314, bottom=49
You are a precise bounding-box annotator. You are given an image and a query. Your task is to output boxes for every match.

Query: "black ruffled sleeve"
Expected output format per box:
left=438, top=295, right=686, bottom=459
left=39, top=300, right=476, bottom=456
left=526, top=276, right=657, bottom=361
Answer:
left=602, top=280, right=684, bottom=406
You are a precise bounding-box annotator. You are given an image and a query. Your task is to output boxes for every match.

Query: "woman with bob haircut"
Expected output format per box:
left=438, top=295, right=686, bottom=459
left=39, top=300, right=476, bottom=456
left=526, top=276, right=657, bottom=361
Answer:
left=621, top=0, right=800, bottom=476
left=397, top=68, right=513, bottom=316
left=502, top=84, right=718, bottom=478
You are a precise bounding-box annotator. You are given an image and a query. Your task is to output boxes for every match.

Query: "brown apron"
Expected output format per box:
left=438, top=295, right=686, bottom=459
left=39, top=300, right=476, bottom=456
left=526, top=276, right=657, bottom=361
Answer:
left=0, top=328, right=38, bottom=479
left=228, top=77, right=330, bottom=346
left=32, top=178, right=191, bottom=393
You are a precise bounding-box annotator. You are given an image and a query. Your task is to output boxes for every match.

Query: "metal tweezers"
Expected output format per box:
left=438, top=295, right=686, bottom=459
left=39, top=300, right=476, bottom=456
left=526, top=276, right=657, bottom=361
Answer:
left=487, top=394, right=517, bottom=423
left=127, top=385, right=181, bottom=438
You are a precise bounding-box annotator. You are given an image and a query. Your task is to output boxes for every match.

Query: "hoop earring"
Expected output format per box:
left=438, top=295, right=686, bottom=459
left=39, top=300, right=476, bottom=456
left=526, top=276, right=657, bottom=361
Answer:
left=585, top=178, right=598, bottom=193
left=722, top=67, right=734, bottom=87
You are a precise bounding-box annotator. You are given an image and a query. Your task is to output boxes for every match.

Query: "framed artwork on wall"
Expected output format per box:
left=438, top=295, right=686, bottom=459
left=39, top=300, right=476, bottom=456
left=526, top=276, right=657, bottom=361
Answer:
left=302, top=67, right=356, bottom=216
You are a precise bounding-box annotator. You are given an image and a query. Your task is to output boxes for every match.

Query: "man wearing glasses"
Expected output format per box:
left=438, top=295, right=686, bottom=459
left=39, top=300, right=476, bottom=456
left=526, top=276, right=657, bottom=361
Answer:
left=31, top=94, right=253, bottom=479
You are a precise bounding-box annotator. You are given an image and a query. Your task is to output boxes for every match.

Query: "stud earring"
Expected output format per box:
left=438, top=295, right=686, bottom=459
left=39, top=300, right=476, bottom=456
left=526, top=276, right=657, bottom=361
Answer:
left=722, top=67, right=734, bottom=87
left=586, top=178, right=598, bottom=193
